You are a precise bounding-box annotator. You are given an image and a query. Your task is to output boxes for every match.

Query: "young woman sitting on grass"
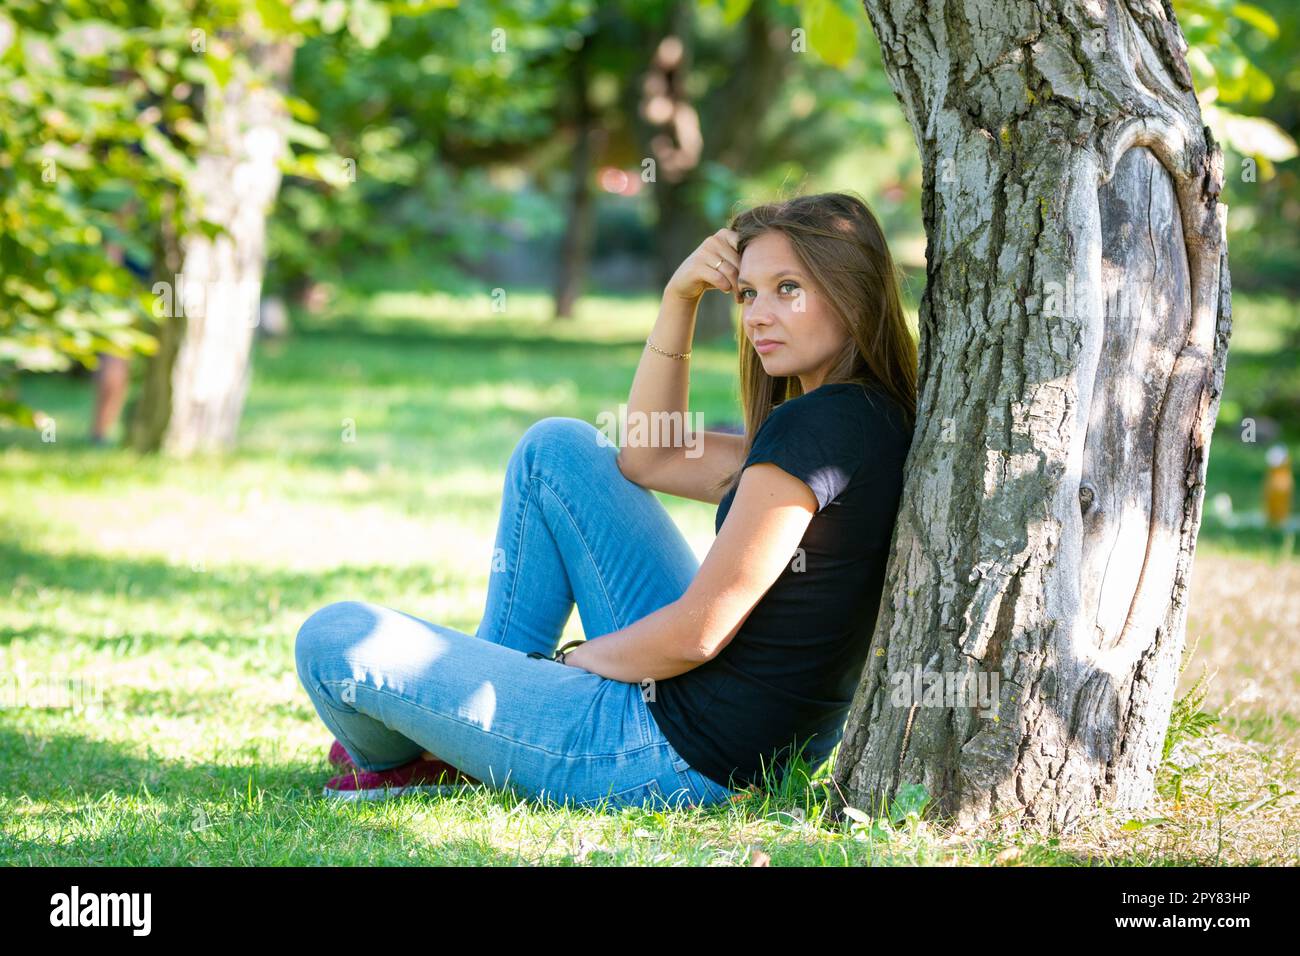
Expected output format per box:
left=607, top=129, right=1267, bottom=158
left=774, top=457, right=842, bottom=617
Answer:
left=294, top=191, right=918, bottom=807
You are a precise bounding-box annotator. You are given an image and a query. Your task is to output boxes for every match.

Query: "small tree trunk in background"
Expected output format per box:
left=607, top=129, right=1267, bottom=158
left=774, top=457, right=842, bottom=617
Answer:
left=630, top=2, right=787, bottom=342
left=654, top=177, right=735, bottom=341
left=553, top=36, right=599, bottom=320
left=131, top=40, right=292, bottom=456
left=640, top=3, right=732, bottom=341
left=127, top=188, right=185, bottom=449
left=832, top=0, right=1232, bottom=833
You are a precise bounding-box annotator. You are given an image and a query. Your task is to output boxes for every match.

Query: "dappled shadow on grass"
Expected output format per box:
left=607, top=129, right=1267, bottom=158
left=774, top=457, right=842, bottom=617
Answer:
left=4, top=319, right=746, bottom=485
left=3, top=334, right=740, bottom=479
left=0, top=723, right=537, bottom=865
left=0, top=538, right=481, bottom=645
left=0, top=718, right=1225, bottom=864
left=0, top=723, right=299, bottom=804
left=297, top=316, right=653, bottom=353
left=7, top=711, right=1149, bottom=865
left=0, top=819, right=530, bottom=866
left=0, top=439, right=180, bottom=484
left=0, top=624, right=286, bottom=656
left=109, top=685, right=307, bottom=723
left=0, top=721, right=755, bottom=865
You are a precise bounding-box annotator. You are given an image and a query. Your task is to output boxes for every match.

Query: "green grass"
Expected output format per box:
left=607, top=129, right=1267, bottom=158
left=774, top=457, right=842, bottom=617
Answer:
left=0, top=286, right=1296, bottom=865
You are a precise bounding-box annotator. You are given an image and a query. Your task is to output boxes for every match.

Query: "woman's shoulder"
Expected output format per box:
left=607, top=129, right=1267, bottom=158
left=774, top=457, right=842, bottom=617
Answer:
left=769, top=380, right=865, bottom=415
left=747, top=386, right=855, bottom=457
left=798, top=381, right=913, bottom=444
left=756, top=385, right=848, bottom=440
left=764, top=381, right=878, bottom=418
left=753, top=381, right=911, bottom=460
left=846, top=382, right=913, bottom=446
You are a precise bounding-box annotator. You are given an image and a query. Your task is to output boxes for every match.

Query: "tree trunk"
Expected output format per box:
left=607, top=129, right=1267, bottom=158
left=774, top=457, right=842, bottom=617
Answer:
left=653, top=177, right=736, bottom=341
left=130, top=41, right=292, bottom=456
left=631, top=2, right=790, bottom=342
left=552, top=36, right=600, bottom=321
left=640, top=2, right=730, bottom=341
left=832, top=0, right=1232, bottom=833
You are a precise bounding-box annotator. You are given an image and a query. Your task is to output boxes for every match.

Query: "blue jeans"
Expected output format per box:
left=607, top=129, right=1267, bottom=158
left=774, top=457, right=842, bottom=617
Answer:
left=295, top=416, right=737, bottom=811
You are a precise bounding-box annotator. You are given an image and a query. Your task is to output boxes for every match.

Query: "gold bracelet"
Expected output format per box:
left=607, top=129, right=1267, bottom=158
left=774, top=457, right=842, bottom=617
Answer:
left=646, top=336, right=691, bottom=360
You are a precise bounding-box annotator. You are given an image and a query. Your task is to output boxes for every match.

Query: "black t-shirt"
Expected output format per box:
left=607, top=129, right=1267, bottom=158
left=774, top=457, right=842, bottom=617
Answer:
left=646, top=380, right=912, bottom=790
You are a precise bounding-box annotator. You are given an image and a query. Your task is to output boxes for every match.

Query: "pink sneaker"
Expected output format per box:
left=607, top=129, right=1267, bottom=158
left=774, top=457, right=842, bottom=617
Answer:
left=328, top=739, right=355, bottom=769
left=323, top=756, right=480, bottom=802
left=328, top=740, right=464, bottom=774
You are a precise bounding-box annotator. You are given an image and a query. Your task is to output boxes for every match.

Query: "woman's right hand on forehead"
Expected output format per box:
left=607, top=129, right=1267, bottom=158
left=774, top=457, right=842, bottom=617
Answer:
left=665, top=228, right=742, bottom=303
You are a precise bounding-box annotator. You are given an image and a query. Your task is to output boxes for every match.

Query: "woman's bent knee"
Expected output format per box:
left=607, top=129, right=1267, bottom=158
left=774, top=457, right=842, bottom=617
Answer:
left=513, top=416, right=613, bottom=474
left=295, top=600, right=376, bottom=673
left=520, top=416, right=601, bottom=452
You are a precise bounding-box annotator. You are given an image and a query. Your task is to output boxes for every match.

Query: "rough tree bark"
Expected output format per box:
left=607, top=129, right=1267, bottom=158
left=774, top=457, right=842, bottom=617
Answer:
left=831, top=0, right=1233, bottom=833
left=130, top=41, right=292, bottom=457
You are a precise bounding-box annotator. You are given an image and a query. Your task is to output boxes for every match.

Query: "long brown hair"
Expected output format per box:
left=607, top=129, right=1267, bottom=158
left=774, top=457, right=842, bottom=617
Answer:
left=714, top=190, right=918, bottom=496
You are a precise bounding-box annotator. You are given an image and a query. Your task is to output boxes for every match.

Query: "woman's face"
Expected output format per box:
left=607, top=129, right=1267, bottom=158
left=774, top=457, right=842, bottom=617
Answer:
left=736, top=230, right=848, bottom=393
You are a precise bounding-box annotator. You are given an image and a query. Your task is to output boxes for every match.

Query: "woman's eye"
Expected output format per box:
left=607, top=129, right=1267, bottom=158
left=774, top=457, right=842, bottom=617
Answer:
left=740, top=283, right=797, bottom=301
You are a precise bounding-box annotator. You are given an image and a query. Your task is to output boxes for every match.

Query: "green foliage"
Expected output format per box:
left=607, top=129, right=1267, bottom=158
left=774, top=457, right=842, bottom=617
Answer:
left=1162, top=668, right=1222, bottom=766
left=1175, top=0, right=1298, bottom=166
left=0, top=0, right=439, bottom=427
left=5, top=0, right=1297, bottom=429
left=267, top=0, right=908, bottom=294
left=1157, top=665, right=1222, bottom=806
left=840, top=780, right=931, bottom=843
left=889, top=781, right=931, bottom=823
left=0, top=1, right=190, bottom=415
left=702, top=0, right=863, bottom=67
left=266, top=1, right=580, bottom=294
left=1179, top=0, right=1280, bottom=103
left=797, top=0, right=858, bottom=67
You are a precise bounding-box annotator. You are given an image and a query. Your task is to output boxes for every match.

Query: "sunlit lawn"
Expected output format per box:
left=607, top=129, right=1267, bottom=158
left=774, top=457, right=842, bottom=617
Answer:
left=1, top=286, right=1296, bottom=864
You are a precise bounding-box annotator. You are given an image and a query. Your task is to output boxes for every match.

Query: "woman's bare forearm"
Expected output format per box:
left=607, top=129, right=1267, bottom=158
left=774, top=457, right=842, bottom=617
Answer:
left=617, top=228, right=741, bottom=479
left=617, top=294, right=699, bottom=477
left=562, top=598, right=704, bottom=682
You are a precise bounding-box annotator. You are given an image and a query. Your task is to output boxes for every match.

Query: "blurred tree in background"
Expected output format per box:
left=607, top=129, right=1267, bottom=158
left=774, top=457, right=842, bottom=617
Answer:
left=269, top=0, right=907, bottom=337
left=1, top=0, right=1296, bottom=446
left=1, top=0, right=191, bottom=427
